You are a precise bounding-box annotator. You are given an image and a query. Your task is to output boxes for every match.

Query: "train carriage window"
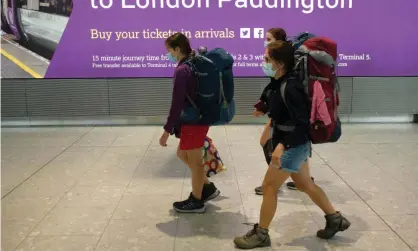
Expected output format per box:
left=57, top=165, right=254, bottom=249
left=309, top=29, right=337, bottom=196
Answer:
left=39, top=0, right=72, bottom=17
left=17, top=0, right=28, bottom=8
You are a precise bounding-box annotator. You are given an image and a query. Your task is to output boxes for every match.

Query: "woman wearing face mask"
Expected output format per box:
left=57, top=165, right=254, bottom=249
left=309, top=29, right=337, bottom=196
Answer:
left=254, top=27, right=315, bottom=194
left=159, top=32, right=220, bottom=213
left=233, top=41, right=350, bottom=249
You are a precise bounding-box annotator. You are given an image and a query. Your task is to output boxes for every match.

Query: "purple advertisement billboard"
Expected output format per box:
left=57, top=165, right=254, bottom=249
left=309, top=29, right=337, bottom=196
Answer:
left=45, top=0, right=418, bottom=78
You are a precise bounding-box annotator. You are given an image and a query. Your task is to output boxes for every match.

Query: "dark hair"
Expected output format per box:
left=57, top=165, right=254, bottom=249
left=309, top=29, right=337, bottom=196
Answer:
left=165, top=32, right=195, bottom=56
left=267, top=28, right=287, bottom=41
left=267, top=41, right=295, bottom=71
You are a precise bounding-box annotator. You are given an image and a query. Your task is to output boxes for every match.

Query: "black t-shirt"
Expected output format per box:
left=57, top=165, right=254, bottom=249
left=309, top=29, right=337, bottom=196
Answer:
left=259, top=74, right=310, bottom=148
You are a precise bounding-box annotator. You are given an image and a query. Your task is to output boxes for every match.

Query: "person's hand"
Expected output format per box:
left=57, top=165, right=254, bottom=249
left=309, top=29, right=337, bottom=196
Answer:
left=159, top=131, right=170, bottom=147
left=253, top=109, right=265, bottom=117
left=270, top=143, right=284, bottom=168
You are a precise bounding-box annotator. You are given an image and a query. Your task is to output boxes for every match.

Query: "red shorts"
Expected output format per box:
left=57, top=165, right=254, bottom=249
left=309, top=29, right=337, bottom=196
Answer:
left=179, top=125, right=209, bottom=150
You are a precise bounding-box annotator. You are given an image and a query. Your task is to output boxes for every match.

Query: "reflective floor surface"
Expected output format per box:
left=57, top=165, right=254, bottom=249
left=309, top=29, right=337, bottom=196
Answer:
left=2, top=124, right=418, bottom=251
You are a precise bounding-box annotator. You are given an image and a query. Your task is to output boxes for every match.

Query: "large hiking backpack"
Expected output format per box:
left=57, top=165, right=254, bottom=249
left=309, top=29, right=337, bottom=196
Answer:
left=180, top=47, right=235, bottom=126
left=287, top=32, right=342, bottom=144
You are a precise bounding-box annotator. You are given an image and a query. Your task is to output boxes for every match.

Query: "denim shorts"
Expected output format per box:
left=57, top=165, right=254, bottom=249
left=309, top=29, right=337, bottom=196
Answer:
left=279, top=142, right=311, bottom=173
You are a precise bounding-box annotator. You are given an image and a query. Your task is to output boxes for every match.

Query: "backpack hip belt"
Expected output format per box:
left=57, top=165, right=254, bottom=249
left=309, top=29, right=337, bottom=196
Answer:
left=271, top=120, right=296, bottom=132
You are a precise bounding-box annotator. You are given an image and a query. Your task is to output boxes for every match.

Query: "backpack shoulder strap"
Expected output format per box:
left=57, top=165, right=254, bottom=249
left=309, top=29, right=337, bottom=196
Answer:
left=274, top=81, right=296, bottom=132
left=219, top=72, right=226, bottom=105
left=182, top=59, right=199, bottom=109
left=186, top=95, right=198, bottom=109
left=280, top=81, right=292, bottom=117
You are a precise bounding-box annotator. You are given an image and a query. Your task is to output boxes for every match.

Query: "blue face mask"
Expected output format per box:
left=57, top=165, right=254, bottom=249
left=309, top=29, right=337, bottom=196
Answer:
left=262, top=62, right=277, bottom=77
left=167, top=52, right=177, bottom=63
left=264, top=41, right=271, bottom=47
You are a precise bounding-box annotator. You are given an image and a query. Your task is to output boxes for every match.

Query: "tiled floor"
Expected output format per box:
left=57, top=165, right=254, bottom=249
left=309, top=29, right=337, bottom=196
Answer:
left=1, top=124, right=418, bottom=251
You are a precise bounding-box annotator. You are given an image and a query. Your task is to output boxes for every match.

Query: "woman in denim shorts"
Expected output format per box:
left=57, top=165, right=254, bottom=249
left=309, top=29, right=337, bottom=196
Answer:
left=253, top=27, right=315, bottom=195
left=233, top=41, right=351, bottom=249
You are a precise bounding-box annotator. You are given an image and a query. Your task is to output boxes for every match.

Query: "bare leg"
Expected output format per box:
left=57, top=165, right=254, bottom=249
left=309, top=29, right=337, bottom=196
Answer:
left=203, top=172, right=210, bottom=184
left=291, top=161, right=351, bottom=239
left=291, top=161, right=336, bottom=215
left=178, top=147, right=209, bottom=186
left=185, top=148, right=205, bottom=200
left=177, top=146, right=188, bottom=164
left=255, top=120, right=281, bottom=196
left=259, top=166, right=291, bottom=229
left=260, top=119, right=272, bottom=146
left=233, top=147, right=290, bottom=249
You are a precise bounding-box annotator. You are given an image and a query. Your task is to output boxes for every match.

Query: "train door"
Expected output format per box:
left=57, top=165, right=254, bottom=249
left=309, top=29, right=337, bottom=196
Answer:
left=2, top=0, right=10, bottom=27
left=3, top=0, right=23, bottom=40
left=1, top=0, right=13, bottom=33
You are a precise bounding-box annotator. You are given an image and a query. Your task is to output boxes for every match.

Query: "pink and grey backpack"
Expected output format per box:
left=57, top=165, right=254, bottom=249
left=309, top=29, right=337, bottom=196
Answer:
left=282, top=32, right=342, bottom=144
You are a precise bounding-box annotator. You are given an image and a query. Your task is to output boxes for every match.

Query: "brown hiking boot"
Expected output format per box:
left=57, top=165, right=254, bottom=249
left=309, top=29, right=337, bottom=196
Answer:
left=233, top=224, right=271, bottom=249
left=317, top=211, right=351, bottom=239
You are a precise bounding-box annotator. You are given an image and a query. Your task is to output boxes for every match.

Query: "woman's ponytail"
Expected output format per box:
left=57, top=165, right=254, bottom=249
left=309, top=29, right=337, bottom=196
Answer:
left=190, top=49, right=196, bottom=58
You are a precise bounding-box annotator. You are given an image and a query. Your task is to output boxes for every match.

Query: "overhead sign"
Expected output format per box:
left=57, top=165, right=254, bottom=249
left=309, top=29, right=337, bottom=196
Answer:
left=45, top=0, right=418, bottom=78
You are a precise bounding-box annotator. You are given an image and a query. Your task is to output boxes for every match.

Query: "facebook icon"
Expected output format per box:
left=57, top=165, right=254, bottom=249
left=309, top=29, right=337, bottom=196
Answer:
left=253, top=28, right=264, bottom=39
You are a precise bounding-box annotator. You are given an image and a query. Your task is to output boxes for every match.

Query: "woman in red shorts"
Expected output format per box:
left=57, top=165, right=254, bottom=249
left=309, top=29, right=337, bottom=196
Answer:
left=159, top=32, right=220, bottom=213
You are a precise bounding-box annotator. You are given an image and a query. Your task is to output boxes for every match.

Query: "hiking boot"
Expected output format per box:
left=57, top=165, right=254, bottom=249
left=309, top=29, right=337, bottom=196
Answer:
left=173, top=193, right=206, bottom=213
left=254, top=186, right=263, bottom=195
left=286, top=177, right=315, bottom=190
left=254, top=185, right=281, bottom=195
left=234, top=224, right=271, bottom=249
left=317, top=211, right=351, bottom=239
left=202, top=182, right=220, bottom=203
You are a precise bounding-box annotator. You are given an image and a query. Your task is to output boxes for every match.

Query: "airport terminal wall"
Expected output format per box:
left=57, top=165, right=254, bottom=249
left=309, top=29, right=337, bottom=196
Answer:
left=2, top=0, right=418, bottom=126
left=1, top=77, right=418, bottom=126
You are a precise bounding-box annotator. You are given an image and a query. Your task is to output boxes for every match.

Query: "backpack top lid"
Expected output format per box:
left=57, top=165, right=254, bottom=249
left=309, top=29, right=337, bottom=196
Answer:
left=291, top=32, right=317, bottom=49
left=298, top=37, right=337, bottom=66
left=198, top=47, right=234, bottom=71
